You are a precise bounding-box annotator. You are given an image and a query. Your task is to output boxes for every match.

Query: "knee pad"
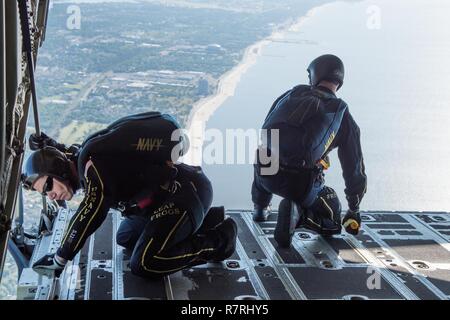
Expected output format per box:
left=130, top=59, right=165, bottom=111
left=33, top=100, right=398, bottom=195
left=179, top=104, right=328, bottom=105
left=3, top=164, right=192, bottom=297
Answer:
left=313, top=186, right=341, bottom=222
left=303, top=186, right=342, bottom=236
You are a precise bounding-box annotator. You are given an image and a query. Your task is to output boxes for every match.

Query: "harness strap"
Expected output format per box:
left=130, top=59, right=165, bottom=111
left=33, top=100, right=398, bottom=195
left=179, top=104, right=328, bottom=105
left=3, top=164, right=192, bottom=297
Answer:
left=116, top=189, right=155, bottom=216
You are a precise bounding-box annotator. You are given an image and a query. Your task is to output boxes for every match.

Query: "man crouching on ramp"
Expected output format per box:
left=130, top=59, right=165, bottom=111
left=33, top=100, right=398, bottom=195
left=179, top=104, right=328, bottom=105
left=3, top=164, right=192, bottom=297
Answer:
left=22, top=112, right=237, bottom=278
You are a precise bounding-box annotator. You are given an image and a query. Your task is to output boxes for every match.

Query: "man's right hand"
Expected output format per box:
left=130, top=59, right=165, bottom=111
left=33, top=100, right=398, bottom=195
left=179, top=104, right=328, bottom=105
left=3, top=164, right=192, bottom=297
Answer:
left=29, top=132, right=54, bottom=150
left=342, top=209, right=361, bottom=235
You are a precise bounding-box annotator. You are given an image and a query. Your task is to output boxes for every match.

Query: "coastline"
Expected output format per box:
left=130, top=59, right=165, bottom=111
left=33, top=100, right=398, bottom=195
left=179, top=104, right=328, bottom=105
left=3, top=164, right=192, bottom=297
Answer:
left=183, top=4, right=332, bottom=165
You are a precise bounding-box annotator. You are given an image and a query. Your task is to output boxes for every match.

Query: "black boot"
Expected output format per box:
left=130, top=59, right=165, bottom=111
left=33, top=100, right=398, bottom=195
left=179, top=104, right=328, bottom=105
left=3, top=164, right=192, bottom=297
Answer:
left=252, top=205, right=271, bottom=222
left=197, top=206, right=225, bottom=233
left=206, top=218, right=238, bottom=262
left=299, top=209, right=342, bottom=237
left=274, top=199, right=300, bottom=248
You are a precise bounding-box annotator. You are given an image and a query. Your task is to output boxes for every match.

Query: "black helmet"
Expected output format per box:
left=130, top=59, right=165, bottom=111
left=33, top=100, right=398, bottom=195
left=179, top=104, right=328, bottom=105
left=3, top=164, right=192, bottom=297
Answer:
left=22, top=146, right=73, bottom=191
left=307, top=54, right=345, bottom=90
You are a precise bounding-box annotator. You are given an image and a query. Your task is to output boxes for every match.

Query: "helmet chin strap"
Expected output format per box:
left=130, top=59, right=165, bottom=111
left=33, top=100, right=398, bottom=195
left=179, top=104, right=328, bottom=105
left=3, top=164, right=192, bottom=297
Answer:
left=316, top=80, right=339, bottom=94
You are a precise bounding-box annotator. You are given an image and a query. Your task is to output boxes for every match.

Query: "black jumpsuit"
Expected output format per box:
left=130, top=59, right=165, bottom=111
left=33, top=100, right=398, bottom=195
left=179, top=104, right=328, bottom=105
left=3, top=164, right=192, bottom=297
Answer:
left=252, top=85, right=367, bottom=234
left=57, top=146, right=220, bottom=278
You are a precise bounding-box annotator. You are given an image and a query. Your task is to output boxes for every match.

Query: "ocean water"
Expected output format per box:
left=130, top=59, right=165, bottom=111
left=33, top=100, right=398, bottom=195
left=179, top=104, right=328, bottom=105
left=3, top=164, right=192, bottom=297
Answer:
left=202, top=0, right=450, bottom=212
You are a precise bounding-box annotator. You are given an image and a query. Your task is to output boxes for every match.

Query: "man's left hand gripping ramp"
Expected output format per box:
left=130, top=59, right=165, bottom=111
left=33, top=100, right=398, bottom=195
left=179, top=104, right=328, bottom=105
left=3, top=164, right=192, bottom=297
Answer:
left=16, top=207, right=78, bottom=300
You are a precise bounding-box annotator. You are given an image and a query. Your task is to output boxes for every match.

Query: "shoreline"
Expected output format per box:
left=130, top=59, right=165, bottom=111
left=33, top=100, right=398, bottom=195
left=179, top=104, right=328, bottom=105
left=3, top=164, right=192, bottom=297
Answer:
left=183, top=4, right=331, bottom=165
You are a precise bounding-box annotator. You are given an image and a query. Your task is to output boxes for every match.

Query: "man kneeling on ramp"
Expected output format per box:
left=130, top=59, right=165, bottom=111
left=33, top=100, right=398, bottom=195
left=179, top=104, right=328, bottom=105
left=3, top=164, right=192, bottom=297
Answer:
left=252, top=55, right=367, bottom=247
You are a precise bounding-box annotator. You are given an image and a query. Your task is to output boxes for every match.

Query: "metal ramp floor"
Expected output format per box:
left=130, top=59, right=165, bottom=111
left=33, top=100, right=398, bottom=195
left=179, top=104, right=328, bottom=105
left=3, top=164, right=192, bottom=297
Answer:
left=19, top=210, right=450, bottom=300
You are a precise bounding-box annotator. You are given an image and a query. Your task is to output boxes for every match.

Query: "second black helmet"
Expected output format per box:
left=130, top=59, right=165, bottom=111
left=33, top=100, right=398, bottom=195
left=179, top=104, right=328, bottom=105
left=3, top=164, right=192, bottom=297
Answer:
left=307, top=54, right=345, bottom=90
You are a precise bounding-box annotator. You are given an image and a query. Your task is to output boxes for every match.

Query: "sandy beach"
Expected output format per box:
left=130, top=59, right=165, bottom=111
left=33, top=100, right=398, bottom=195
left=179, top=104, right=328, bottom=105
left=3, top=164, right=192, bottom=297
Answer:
left=183, top=4, right=331, bottom=165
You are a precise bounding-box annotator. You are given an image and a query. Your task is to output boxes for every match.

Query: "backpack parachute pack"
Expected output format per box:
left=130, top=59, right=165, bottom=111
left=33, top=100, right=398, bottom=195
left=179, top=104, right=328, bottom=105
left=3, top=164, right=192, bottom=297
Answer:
left=78, top=111, right=188, bottom=170
left=262, top=85, right=347, bottom=170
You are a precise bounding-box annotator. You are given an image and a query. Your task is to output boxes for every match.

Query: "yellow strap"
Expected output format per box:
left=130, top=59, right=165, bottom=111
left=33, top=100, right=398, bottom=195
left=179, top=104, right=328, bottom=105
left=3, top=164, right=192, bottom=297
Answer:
left=319, top=159, right=330, bottom=170
left=343, top=219, right=359, bottom=230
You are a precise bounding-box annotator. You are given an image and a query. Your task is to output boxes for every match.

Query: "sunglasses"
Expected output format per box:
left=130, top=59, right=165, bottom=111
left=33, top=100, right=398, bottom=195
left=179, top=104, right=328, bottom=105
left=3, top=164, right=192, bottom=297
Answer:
left=41, top=176, right=54, bottom=196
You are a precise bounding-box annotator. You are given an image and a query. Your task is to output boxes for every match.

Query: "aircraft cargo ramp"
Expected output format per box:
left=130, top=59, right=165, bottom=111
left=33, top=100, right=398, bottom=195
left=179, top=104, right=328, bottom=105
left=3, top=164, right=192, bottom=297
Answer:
left=17, top=210, right=450, bottom=300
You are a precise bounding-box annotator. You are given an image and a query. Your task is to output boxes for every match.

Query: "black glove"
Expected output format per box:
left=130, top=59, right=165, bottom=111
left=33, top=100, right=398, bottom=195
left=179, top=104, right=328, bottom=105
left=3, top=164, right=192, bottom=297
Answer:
left=32, top=253, right=66, bottom=277
left=342, top=209, right=361, bottom=235
left=29, top=132, right=66, bottom=151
